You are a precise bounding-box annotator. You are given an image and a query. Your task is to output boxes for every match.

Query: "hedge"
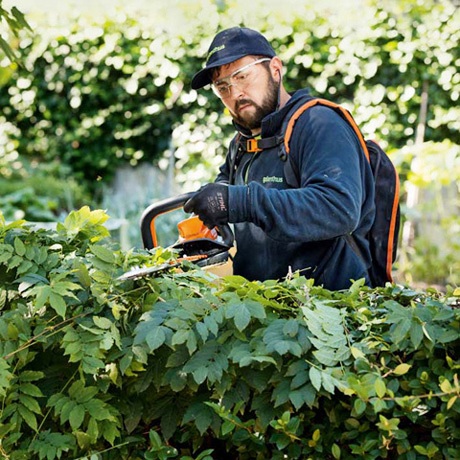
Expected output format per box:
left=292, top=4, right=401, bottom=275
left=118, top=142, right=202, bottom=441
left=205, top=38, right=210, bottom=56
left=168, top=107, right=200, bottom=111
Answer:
left=0, top=207, right=459, bottom=459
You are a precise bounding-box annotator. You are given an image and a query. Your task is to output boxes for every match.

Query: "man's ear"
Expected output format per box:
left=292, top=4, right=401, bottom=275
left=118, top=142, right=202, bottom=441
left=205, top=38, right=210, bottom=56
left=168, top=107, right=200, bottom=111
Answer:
left=269, top=56, right=284, bottom=80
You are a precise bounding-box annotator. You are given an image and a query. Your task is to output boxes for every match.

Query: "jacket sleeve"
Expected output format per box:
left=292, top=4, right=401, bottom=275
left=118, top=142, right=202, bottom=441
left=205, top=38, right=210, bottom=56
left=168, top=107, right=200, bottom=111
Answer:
left=227, top=106, right=370, bottom=243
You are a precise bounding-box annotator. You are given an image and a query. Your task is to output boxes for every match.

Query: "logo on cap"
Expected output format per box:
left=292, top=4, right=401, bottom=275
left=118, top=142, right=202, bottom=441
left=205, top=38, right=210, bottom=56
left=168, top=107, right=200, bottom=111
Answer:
left=207, top=44, right=225, bottom=62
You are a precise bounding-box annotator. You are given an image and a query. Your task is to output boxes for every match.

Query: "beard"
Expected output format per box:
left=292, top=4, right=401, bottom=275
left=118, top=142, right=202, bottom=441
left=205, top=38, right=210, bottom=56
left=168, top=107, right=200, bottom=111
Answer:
left=231, top=73, right=279, bottom=131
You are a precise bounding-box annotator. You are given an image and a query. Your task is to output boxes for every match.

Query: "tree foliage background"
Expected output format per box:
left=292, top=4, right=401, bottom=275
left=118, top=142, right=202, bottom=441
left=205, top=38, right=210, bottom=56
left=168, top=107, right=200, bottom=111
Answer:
left=0, top=0, right=459, bottom=285
left=0, top=3, right=460, bottom=459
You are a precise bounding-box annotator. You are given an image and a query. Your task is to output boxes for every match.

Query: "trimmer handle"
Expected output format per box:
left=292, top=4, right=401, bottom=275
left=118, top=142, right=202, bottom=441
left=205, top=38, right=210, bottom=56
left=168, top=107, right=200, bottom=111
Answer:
left=140, top=191, right=234, bottom=250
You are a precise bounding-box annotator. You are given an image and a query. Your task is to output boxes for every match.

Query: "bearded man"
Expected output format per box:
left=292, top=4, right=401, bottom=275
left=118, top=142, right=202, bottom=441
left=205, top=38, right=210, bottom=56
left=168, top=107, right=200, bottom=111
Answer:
left=184, top=27, right=375, bottom=290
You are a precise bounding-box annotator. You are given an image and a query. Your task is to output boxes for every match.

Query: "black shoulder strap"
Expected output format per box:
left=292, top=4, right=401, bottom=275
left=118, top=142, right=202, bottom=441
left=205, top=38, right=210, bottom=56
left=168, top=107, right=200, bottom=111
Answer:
left=228, top=133, right=246, bottom=185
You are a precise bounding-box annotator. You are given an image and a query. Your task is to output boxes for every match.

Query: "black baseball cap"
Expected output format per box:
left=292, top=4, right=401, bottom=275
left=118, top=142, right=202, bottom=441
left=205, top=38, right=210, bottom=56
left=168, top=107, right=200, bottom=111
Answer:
left=191, top=27, right=276, bottom=90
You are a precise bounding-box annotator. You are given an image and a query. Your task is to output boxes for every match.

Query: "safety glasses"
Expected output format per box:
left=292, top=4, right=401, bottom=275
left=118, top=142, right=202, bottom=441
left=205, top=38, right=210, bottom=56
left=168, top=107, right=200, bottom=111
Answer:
left=211, top=58, right=271, bottom=99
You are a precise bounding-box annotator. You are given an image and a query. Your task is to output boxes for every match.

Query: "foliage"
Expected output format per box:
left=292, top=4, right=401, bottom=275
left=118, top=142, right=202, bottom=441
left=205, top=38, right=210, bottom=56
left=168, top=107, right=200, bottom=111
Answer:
left=0, top=0, right=458, bottom=192
left=393, top=141, right=460, bottom=286
left=0, top=12, right=219, bottom=191
left=0, top=1, right=31, bottom=62
left=0, top=159, right=91, bottom=222
left=0, top=207, right=459, bottom=459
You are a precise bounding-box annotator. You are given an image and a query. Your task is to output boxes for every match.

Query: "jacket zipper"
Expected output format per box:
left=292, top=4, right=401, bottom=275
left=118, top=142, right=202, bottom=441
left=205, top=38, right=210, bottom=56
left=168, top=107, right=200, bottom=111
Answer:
left=244, top=152, right=260, bottom=184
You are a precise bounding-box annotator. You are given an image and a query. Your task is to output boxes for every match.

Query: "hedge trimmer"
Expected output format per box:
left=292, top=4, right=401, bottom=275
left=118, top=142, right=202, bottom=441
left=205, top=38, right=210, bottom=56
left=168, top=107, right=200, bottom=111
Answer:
left=118, top=192, right=234, bottom=280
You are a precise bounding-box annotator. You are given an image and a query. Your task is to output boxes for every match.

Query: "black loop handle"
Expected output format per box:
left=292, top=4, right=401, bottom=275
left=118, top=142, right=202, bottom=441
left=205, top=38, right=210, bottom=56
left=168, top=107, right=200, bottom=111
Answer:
left=140, top=191, right=234, bottom=250
left=217, top=224, right=234, bottom=248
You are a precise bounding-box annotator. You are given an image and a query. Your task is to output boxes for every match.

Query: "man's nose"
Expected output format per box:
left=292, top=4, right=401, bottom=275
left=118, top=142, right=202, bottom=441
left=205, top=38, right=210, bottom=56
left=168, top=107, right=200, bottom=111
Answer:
left=228, top=83, right=244, bottom=99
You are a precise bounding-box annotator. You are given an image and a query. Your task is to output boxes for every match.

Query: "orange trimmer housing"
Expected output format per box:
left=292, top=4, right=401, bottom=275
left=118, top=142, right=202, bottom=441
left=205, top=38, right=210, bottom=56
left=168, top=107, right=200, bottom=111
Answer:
left=140, top=192, right=234, bottom=267
left=177, top=215, right=219, bottom=243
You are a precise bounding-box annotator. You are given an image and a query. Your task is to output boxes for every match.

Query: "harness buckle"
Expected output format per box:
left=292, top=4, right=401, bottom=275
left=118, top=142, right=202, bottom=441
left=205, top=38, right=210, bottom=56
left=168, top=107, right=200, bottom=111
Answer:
left=246, top=138, right=262, bottom=153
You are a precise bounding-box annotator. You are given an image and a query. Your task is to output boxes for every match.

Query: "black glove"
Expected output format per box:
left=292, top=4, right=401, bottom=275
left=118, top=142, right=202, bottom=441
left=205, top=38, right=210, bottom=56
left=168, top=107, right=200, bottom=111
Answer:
left=184, top=183, right=229, bottom=229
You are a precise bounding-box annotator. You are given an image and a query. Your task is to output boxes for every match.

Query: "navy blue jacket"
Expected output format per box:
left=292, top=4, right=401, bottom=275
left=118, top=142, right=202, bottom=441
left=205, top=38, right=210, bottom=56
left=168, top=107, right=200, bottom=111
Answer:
left=216, top=89, right=375, bottom=290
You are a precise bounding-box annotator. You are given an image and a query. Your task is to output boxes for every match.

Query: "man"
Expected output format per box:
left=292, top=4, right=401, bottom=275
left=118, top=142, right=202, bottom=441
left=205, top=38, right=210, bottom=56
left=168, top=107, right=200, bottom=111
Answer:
left=184, top=27, right=375, bottom=290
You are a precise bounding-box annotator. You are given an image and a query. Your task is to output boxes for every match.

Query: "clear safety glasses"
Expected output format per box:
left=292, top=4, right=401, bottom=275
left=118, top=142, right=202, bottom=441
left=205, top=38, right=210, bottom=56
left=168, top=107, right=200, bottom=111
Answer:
left=211, top=58, right=271, bottom=99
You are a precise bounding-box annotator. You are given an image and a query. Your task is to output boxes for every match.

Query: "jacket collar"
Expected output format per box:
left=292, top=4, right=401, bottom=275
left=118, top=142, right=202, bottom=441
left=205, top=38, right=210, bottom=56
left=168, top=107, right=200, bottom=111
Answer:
left=232, top=88, right=311, bottom=139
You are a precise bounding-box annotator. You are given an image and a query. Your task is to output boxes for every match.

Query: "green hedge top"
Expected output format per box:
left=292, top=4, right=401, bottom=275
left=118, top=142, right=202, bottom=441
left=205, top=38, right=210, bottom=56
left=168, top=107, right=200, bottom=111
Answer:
left=0, top=207, right=459, bottom=459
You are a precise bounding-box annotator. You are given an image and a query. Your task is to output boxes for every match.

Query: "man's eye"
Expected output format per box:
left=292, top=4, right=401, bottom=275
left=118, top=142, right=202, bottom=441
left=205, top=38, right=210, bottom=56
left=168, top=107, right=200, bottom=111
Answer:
left=234, top=71, right=249, bottom=81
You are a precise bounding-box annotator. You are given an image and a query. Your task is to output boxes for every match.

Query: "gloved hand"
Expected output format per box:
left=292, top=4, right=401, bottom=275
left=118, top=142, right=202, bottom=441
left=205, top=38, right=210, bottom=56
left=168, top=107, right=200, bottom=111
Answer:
left=184, top=183, right=229, bottom=229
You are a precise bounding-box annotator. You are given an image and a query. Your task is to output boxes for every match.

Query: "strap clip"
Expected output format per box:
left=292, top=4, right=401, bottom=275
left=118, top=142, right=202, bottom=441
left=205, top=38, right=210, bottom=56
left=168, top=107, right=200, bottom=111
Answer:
left=246, top=138, right=262, bottom=153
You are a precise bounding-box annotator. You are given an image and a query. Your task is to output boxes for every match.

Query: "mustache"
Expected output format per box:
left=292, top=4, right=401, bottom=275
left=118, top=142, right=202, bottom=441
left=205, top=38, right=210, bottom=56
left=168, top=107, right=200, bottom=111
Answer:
left=235, top=99, right=255, bottom=111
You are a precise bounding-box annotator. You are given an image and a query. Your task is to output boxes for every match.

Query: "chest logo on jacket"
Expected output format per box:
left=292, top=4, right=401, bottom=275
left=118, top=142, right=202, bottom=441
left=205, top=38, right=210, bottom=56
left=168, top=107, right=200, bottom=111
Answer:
left=262, top=175, right=284, bottom=184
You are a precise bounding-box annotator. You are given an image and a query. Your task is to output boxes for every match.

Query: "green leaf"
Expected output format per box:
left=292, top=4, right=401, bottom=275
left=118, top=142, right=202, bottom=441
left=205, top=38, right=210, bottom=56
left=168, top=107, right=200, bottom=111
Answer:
left=374, top=379, right=386, bottom=398
left=18, top=404, right=38, bottom=431
left=149, top=430, right=163, bottom=450
left=332, top=443, right=341, bottom=459
left=437, top=328, right=460, bottom=344
left=283, top=319, right=299, bottom=337
left=203, top=314, right=219, bottom=336
left=17, top=260, right=34, bottom=275
left=289, top=383, right=316, bottom=409
left=353, top=399, right=367, bottom=416
left=30, top=431, right=76, bottom=460
left=222, top=419, right=235, bottom=436
left=93, top=316, right=112, bottom=330
left=240, top=355, right=277, bottom=367
left=18, top=394, right=42, bottom=414
left=313, top=347, right=339, bottom=367
left=19, top=371, right=44, bottom=383
left=82, top=356, right=105, bottom=373
left=414, top=445, right=428, bottom=455
left=377, top=415, right=400, bottom=433
left=60, top=400, right=77, bottom=424
left=385, top=301, right=412, bottom=344
left=51, top=280, right=81, bottom=297
left=87, top=417, right=99, bottom=441
left=84, top=399, right=112, bottom=421
left=69, top=405, right=85, bottom=430
left=74, top=387, right=98, bottom=404
left=309, top=367, right=322, bottom=391
left=186, top=330, right=198, bottom=355
left=195, top=322, right=209, bottom=342
left=90, top=244, right=115, bottom=263
left=0, top=358, right=13, bottom=397
left=146, top=326, right=168, bottom=352
left=11, top=6, right=33, bottom=31
left=172, top=329, right=190, bottom=347
left=161, top=407, right=180, bottom=440
left=101, top=419, right=120, bottom=444
left=320, top=371, right=338, bottom=394
left=183, top=402, right=215, bottom=435
left=272, top=379, right=291, bottom=407
left=183, top=341, right=228, bottom=385
left=447, top=396, right=457, bottom=410
left=393, top=364, right=411, bottom=376
left=18, top=383, right=43, bottom=398
left=226, top=302, right=251, bottom=332
left=35, top=285, right=51, bottom=309
left=409, top=322, right=423, bottom=349
left=264, top=320, right=302, bottom=357
left=371, top=398, right=387, bottom=413
left=49, top=292, right=66, bottom=317
left=0, top=36, right=18, bottom=62
left=245, top=299, right=266, bottom=320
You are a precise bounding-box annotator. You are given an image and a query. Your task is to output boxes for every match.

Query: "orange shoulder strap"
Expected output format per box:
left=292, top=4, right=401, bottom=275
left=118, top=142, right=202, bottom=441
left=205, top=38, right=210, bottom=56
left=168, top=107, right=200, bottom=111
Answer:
left=284, top=98, right=370, bottom=163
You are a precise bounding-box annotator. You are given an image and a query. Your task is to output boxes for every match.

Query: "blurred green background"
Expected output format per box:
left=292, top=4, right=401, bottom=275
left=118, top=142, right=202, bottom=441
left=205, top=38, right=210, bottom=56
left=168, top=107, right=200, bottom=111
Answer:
left=0, top=0, right=459, bottom=287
